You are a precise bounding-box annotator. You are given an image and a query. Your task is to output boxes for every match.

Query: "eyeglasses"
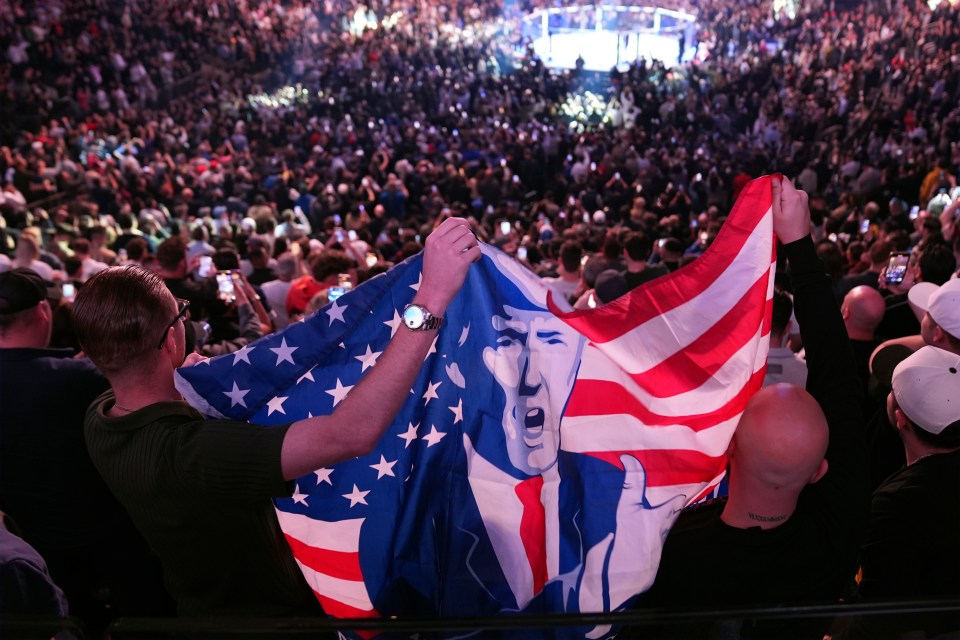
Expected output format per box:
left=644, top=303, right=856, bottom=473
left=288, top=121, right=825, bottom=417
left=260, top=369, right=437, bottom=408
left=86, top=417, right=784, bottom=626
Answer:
left=157, top=299, right=190, bottom=349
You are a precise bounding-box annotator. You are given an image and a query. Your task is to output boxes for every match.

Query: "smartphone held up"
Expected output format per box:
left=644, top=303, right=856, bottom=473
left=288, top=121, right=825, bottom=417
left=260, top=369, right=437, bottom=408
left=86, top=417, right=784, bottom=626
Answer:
left=883, top=252, right=911, bottom=285
left=216, top=271, right=237, bottom=303
left=328, top=273, right=353, bottom=302
left=198, top=255, right=214, bottom=278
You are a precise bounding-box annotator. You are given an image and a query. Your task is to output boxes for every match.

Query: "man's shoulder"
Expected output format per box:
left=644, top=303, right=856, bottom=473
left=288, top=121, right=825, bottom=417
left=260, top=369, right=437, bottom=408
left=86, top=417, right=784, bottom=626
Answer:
left=625, top=264, right=669, bottom=288
left=261, top=279, right=291, bottom=293
left=86, top=394, right=204, bottom=433
left=652, top=500, right=729, bottom=587
left=0, top=528, right=69, bottom=616
left=875, top=451, right=960, bottom=502
left=868, top=457, right=960, bottom=551
left=840, top=271, right=879, bottom=289
left=647, top=262, right=670, bottom=275
left=166, top=275, right=212, bottom=296
left=883, top=292, right=909, bottom=308
left=671, top=498, right=727, bottom=536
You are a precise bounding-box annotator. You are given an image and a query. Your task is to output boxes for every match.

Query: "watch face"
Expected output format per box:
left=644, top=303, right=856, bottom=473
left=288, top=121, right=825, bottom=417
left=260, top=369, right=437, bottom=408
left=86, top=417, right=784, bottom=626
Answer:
left=403, top=305, right=425, bottom=329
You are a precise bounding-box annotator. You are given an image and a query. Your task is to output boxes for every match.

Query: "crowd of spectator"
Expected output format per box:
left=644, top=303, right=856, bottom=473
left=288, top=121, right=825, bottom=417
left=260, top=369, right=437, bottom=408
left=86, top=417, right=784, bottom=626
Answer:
left=2, top=0, right=960, bottom=634
left=0, top=0, right=958, bottom=301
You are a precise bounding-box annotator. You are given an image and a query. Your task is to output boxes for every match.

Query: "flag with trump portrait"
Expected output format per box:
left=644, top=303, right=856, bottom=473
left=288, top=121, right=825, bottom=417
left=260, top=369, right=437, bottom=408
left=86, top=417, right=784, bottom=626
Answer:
left=176, top=175, right=778, bottom=636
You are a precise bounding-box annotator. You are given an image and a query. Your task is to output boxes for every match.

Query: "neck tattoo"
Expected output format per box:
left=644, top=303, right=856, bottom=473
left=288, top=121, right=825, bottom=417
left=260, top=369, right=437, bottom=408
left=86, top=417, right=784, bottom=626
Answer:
left=748, top=511, right=787, bottom=524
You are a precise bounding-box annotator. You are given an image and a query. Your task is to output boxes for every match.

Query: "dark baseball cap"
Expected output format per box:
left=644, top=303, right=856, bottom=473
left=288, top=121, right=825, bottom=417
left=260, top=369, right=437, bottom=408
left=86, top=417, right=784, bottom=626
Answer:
left=0, top=268, right=56, bottom=315
left=867, top=343, right=914, bottom=400
left=595, top=269, right=630, bottom=305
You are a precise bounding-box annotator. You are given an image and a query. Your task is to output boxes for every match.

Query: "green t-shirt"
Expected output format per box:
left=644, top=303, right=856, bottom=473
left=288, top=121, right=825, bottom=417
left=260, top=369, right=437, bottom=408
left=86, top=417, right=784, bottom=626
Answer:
left=85, top=391, right=322, bottom=617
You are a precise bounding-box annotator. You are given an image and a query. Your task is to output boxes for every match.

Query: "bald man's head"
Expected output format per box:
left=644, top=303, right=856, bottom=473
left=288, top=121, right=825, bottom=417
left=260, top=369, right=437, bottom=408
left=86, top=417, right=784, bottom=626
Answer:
left=842, top=285, right=885, bottom=339
left=729, top=384, right=829, bottom=491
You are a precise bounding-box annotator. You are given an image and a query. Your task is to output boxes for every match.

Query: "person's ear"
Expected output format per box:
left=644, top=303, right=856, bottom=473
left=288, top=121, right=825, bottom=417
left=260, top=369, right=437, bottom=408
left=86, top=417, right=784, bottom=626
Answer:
left=37, top=299, right=53, bottom=322
left=809, top=458, right=829, bottom=484
left=893, top=407, right=910, bottom=432
left=160, top=324, right=175, bottom=356
left=160, top=321, right=185, bottom=367
left=933, top=324, right=946, bottom=345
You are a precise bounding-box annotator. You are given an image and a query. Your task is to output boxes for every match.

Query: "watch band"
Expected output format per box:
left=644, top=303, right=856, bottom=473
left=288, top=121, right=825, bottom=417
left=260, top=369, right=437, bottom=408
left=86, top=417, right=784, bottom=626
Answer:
left=420, top=314, right=443, bottom=330
left=402, top=304, right=443, bottom=331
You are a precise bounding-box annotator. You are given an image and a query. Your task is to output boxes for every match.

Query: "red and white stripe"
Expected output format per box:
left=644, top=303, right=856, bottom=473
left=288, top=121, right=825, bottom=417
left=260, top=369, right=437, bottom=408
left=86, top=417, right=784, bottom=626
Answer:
left=275, top=509, right=379, bottom=619
left=553, top=176, right=777, bottom=507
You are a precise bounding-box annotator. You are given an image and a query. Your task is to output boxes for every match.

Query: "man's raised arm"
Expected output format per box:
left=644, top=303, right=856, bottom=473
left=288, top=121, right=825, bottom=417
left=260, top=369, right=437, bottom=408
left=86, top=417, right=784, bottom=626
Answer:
left=772, top=177, right=864, bottom=437
left=773, top=177, right=869, bottom=537
left=280, top=217, right=481, bottom=480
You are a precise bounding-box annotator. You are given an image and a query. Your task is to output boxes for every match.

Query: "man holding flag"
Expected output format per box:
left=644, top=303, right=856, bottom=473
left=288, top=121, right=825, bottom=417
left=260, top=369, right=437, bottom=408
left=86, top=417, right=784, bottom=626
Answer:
left=172, top=172, right=781, bottom=634
left=72, top=218, right=481, bottom=616
left=634, top=179, right=870, bottom=637
left=77, top=173, right=824, bottom=635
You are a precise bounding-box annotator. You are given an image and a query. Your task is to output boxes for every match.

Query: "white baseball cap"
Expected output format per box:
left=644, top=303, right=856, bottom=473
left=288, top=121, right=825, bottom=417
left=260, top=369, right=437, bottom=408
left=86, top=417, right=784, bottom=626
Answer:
left=892, top=346, right=960, bottom=434
left=908, top=278, right=960, bottom=339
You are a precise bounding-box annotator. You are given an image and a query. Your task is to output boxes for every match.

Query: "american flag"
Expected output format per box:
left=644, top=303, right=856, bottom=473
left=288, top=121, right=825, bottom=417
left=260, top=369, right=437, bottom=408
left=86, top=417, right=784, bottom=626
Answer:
left=176, top=175, right=776, bottom=637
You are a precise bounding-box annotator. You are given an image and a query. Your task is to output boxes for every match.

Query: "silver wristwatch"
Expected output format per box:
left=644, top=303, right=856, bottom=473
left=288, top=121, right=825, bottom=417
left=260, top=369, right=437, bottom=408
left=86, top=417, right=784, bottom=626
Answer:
left=402, top=304, right=443, bottom=331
